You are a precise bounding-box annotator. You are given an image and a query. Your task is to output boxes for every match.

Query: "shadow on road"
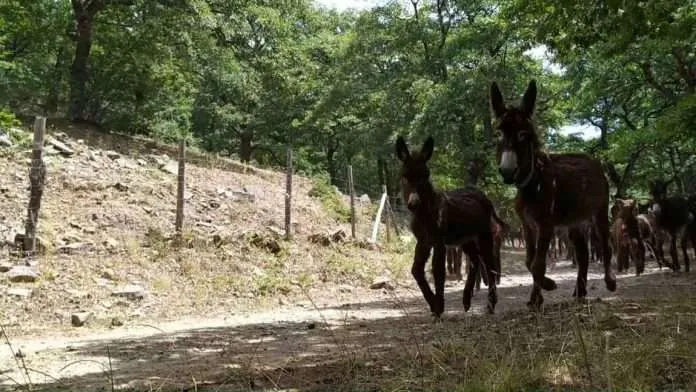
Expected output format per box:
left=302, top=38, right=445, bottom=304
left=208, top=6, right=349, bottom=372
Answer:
left=1, top=251, right=690, bottom=392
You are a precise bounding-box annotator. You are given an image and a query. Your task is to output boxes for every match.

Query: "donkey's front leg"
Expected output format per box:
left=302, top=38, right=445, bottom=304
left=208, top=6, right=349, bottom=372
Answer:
left=411, top=241, right=436, bottom=314
left=522, top=223, right=542, bottom=309
left=670, top=234, right=681, bottom=271
left=680, top=235, right=690, bottom=273
left=431, top=243, right=447, bottom=317
left=532, top=225, right=558, bottom=292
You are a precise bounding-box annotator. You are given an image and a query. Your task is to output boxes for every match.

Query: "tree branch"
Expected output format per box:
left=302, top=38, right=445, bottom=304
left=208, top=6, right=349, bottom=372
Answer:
left=641, top=62, right=676, bottom=101
left=617, top=104, right=637, bottom=131
left=672, top=47, right=695, bottom=93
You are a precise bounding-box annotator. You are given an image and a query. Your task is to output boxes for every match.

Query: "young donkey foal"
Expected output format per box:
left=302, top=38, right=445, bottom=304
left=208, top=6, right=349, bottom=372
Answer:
left=489, top=80, right=616, bottom=310
left=611, top=198, right=645, bottom=275
left=396, top=136, right=507, bottom=317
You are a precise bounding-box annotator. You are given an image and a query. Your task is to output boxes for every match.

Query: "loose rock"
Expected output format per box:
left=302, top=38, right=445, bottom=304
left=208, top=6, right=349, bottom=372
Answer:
left=7, top=265, right=40, bottom=283
left=101, top=268, right=118, bottom=281
left=162, top=161, right=178, bottom=175
left=369, top=277, right=395, bottom=291
left=111, top=285, right=147, bottom=300
left=105, top=150, right=121, bottom=160
left=7, top=287, right=33, bottom=299
left=46, top=137, right=75, bottom=156
left=0, top=261, right=12, bottom=272
left=71, top=311, right=93, bottom=327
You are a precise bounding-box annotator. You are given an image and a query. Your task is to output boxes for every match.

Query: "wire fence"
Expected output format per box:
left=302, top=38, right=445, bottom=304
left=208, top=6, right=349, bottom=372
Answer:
left=14, top=116, right=406, bottom=261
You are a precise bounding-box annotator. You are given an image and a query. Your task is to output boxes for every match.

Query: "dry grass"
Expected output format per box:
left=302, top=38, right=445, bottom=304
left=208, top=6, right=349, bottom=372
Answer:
left=6, top=279, right=696, bottom=392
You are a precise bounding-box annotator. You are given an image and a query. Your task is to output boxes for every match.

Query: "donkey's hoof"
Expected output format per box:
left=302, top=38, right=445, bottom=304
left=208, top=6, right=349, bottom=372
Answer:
left=526, top=300, right=543, bottom=312
left=572, top=287, right=587, bottom=298
left=431, top=313, right=443, bottom=323
left=605, top=275, right=617, bottom=292
left=539, top=277, right=557, bottom=291
left=486, top=301, right=496, bottom=314
left=462, top=293, right=472, bottom=312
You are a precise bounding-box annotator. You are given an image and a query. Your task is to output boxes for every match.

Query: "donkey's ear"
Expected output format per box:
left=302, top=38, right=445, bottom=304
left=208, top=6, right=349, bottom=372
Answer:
left=489, top=81, right=506, bottom=118
left=421, top=136, right=434, bottom=161
left=395, top=136, right=410, bottom=162
left=521, top=79, right=537, bottom=116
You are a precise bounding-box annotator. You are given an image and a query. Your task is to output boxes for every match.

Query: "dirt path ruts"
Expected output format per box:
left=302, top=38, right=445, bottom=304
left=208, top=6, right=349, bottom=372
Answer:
left=0, top=257, right=690, bottom=391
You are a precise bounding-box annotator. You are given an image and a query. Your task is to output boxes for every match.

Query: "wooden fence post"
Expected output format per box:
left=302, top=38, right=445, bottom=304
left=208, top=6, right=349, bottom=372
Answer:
left=175, top=139, right=185, bottom=235
left=24, top=116, right=47, bottom=258
left=382, top=185, right=391, bottom=243
left=285, top=147, right=293, bottom=241
left=348, top=165, right=356, bottom=239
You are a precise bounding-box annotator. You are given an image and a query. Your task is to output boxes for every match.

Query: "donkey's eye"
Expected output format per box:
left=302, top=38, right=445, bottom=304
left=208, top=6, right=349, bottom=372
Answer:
left=517, top=132, right=529, bottom=142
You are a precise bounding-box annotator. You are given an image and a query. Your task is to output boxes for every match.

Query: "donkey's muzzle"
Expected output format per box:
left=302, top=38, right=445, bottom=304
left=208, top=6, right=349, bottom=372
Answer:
left=407, top=192, right=420, bottom=210
left=499, top=167, right=517, bottom=184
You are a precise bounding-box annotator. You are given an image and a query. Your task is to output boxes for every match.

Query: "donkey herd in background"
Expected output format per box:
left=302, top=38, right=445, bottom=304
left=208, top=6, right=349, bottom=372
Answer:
left=396, top=79, right=696, bottom=319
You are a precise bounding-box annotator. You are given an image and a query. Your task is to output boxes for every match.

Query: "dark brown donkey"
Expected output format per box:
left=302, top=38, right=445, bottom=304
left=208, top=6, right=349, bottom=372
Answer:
left=396, top=136, right=507, bottom=317
left=649, top=180, right=696, bottom=271
left=489, top=80, right=616, bottom=310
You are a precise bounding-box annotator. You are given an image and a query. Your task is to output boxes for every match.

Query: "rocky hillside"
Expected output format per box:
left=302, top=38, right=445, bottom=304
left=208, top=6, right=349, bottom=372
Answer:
left=0, top=120, right=408, bottom=335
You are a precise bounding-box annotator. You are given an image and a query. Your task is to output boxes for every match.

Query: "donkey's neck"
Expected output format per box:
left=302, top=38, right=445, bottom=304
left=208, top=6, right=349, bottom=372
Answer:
left=518, top=148, right=549, bottom=198
left=411, top=181, right=442, bottom=216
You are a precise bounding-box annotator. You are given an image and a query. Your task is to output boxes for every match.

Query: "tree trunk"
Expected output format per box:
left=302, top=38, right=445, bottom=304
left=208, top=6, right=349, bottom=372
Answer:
left=668, top=148, right=685, bottom=193
left=239, top=131, right=253, bottom=163
left=69, top=0, right=104, bottom=121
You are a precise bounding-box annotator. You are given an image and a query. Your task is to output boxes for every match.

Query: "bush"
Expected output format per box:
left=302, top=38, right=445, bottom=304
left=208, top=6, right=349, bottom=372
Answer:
left=308, top=174, right=351, bottom=223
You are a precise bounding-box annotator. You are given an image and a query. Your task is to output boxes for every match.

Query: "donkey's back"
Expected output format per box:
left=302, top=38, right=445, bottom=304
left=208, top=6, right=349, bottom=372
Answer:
left=438, top=187, right=499, bottom=246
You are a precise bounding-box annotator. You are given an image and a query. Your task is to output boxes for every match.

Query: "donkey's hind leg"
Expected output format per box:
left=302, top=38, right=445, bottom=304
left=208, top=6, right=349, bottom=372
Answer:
left=680, top=232, right=690, bottom=273
left=596, top=209, right=617, bottom=292
left=568, top=226, right=589, bottom=301
left=477, top=232, right=498, bottom=314
left=461, top=243, right=480, bottom=312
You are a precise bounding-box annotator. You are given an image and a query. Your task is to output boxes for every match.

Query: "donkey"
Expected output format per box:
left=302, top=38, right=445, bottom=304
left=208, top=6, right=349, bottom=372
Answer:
left=396, top=136, right=507, bottom=317
left=637, top=211, right=662, bottom=267
left=611, top=198, right=645, bottom=275
left=489, top=79, right=616, bottom=310
left=649, top=180, right=696, bottom=271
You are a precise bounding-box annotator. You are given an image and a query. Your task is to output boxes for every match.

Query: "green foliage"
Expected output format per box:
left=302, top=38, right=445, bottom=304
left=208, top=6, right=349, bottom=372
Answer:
left=0, top=108, right=20, bottom=129
left=0, top=0, right=693, bottom=201
left=308, top=174, right=351, bottom=223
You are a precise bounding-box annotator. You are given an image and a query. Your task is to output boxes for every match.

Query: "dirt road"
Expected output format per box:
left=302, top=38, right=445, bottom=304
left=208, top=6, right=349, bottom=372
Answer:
left=0, top=255, right=688, bottom=391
